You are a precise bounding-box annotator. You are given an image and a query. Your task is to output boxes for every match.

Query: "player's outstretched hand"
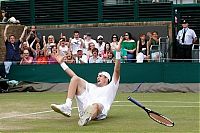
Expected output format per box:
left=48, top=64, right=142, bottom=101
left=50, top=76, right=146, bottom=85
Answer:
left=53, top=53, right=65, bottom=64
left=116, top=36, right=123, bottom=52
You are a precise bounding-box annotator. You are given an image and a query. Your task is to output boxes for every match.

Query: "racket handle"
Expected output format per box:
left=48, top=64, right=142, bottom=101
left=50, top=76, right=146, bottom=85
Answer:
left=128, top=96, right=144, bottom=108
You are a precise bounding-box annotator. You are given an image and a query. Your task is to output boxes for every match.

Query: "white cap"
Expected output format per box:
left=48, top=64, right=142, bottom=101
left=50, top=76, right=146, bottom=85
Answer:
left=97, top=35, right=103, bottom=40
left=98, top=71, right=111, bottom=81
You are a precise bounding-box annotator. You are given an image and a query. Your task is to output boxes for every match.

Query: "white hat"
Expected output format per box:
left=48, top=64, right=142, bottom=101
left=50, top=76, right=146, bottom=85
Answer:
left=77, top=48, right=83, bottom=51
left=97, top=35, right=103, bottom=40
left=98, top=71, right=111, bottom=81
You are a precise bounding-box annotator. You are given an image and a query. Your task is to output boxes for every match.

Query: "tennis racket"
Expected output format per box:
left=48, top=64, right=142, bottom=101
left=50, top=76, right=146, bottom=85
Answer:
left=128, top=96, right=174, bottom=127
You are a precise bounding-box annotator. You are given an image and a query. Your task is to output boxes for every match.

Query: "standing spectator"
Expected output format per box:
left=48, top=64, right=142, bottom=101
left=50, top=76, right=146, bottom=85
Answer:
left=43, top=35, right=56, bottom=55
left=20, top=49, right=33, bottom=65
left=176, top=20, right=197, bottom=61
left=88, top=48, right=103, bottom=63
left=26, top=25, right=42, bottom=49
left=75, top=49, right=88, bottom=64
left=3, top=25, right=27, bottom=74
left=1, top=10, right=8, bottom=23
left=57, top=38, right=69, bottom=56
left=136, top=34, right=149, bottom=63
left=69, top=30, right=84, bottom=56
left=83, top=33, right=97, bottom=50
left=96, top=35, right=105, bottom=57
left=121, top=32, right=136, bottom=63
left=110, top=34, right=119, bottom=51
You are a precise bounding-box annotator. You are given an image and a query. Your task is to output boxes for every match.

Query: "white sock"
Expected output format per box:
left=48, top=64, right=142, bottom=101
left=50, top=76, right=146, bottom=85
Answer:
left=65, top=98, right=72, bottom=107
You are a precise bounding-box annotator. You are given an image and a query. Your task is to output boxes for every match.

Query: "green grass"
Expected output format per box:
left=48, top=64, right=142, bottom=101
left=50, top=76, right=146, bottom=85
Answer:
left=0, top=92, right=199, bottom=133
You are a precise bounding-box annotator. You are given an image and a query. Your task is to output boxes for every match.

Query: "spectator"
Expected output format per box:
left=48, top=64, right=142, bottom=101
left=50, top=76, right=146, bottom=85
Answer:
left=30, top=39, right=42, bottom=62
left=3, top=25, right=27, bottom=74
left=86, top=42, right=96, bottom=59
left=104, top=50, right=114, bottom=63
left=69, top=30, right=84, bottom=56
left=26, top=25, right=42, bottom=49
left=110, top=34, right=119, bottom=51
left=88, top=48, right=103, bottom=63
left=96, top=35, right=105, bottom=57
left=176, top=20, right=197, bottom=61
left=20, top=49, right=33, bottom=65
left=121, top=32, right=136, bottom=63
left=136, top=34, right=149, bottom=63
left=147, top=31, right=160, bottom=61
left=75, top=49, right=88, bottom=64
left=35, top=50, right=48, bottom=64
left=64, top=51, right=75, bottom=64
left=57, top=38, right=69, bottom=56
left=43, top=35, right=56, bottom=55
left=83, top=33, right=97, bottom=50
left=101, top=42, right=112, bottom=60
left=1, top=10, right=8, bottom=23
left=19, top=41, right=33, bottom=58
left=48, top=46, right=58, bottom=64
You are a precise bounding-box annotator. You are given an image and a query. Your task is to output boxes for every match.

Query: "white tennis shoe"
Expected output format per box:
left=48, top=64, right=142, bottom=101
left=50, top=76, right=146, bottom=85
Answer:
left=78, top=105, right=93, bottom=126
left=51, top=104, right=71, bottom=117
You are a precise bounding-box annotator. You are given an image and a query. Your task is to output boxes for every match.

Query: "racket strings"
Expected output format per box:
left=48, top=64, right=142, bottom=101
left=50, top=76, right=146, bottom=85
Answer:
left=149, top=112, right=174, bottom=127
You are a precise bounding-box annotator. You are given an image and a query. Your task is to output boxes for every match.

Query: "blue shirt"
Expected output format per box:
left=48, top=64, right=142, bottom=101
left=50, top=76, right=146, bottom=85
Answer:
left=5, top=40, right=21, bottom=61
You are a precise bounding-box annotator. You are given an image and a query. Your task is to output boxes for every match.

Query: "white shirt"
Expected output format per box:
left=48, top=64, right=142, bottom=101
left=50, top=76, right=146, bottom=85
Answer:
left=86, top=76, right=120, bottom=115
left=75, top=54, right=88, bottom=64
left=176, top=28, right=197, bottom=45
left=59, top=45, right=69, bottom=56
left=70, top=38, right=84, bottom=55
left=95, top=42, right=105, bottom=56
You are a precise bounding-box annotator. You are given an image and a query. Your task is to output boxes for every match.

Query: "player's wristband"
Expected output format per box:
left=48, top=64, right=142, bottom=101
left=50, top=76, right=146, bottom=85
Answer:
left=60, top=62, right=69, bottom=71
left=116, top=51, right=121, bottom=60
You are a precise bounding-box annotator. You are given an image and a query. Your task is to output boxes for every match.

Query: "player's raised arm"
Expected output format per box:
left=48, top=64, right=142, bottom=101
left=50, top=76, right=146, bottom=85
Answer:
left=54, top=54, right=77, bottom=78
left=113, top=36, right=123, bottom=83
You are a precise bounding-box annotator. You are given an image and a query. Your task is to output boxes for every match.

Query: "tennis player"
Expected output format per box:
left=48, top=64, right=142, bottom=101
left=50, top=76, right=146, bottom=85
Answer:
left=51, top=36, right=123, bottom=126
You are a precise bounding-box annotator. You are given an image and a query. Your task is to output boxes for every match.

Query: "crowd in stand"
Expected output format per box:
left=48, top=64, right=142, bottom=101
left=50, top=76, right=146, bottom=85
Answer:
left=3, top=25, right=162, bottom=67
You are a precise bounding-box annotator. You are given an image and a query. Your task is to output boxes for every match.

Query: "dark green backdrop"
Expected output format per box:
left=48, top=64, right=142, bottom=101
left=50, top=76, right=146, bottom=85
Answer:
left=7, top=63, right=200, bottom=83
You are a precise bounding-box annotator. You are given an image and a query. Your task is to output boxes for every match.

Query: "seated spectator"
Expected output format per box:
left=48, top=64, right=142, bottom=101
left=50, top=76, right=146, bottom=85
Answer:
left=88, top=48, right=103, bottom=63
left=86, top=42, right=96, bottom=59
left=69, top=30, right=84, bottom=56
left=48, top=46, right=58, bottom=64
left=147, top=31, right=160, bottom=61
left=19, top=41, right=33, bottom=58
left=96, top=35, right=105, bottom=57
left=101, top=42, right=112, bottom=60
left=103, top=50, right=114, bottom=63
left=64, top=51, right=75, bottom=64
left=75, top=49, right=88, bottom=64
left=20, top=50, right=33, bottom=65
left=122, top=32, right=137, bottom=63
left=36, top=50, right=48, bottom=64
left=3, top=24, right=27, bottom=74
left=136, top=34, right=149, bottom=63
left=110, top=34, right=119, bottom=51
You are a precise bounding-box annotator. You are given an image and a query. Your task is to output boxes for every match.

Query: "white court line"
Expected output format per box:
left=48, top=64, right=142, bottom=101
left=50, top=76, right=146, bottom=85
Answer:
left=114, top=101, right=200, bottom=103
left=0, top=101, right=199, bottom=120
